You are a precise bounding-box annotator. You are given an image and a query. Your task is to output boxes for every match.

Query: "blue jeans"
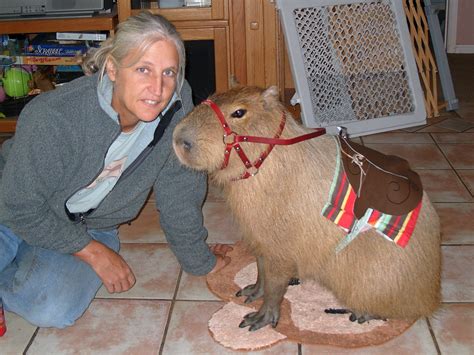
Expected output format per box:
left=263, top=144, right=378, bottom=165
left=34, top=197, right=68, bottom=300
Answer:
left=0, top=224, right=119, bottom=328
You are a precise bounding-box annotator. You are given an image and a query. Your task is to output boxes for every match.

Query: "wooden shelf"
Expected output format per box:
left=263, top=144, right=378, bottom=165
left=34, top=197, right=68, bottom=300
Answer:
left=117, top=0, right=227, bottom=22
left=130, top=7, right=212, bottom=21
left=0, top=118, right=17, bottom=133
left=0, top=7, right=118, bottom=35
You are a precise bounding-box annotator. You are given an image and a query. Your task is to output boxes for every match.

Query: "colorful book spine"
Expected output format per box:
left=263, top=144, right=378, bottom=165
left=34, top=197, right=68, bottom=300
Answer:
left=56, top=32, right=107, bottom=41
left=15, top=56, right=80, bottom=65
left=25, top=44, right=88, bottom=57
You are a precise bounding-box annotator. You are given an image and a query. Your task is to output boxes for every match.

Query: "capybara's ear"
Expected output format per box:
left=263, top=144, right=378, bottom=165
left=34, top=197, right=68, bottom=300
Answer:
left=229, top=75, right=241, bottom=89
left=262, top=86, right=279, bottom=110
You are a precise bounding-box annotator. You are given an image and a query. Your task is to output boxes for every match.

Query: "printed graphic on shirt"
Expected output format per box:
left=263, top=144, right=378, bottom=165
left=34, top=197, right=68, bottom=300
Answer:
left=87, top=157, right=127, bottom=189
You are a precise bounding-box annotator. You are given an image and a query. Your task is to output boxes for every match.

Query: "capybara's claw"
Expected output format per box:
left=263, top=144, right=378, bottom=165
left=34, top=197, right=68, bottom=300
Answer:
left=236, top=283, right=264, bottom=303
left=239, top=308, right=280, bottom=331
left=243, top=311, right=258, bottom=320
left=238, top=311, right=258, bottom=328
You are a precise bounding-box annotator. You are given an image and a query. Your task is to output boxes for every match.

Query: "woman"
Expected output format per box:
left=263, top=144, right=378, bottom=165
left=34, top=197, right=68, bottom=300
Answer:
left=0, top=11, right=230, bottom=328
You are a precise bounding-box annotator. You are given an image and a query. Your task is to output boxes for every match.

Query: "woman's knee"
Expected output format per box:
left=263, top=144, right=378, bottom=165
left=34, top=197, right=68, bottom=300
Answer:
left=15, top=297, right=87, bottom=328
left=0, top=225, right=22, bottom=272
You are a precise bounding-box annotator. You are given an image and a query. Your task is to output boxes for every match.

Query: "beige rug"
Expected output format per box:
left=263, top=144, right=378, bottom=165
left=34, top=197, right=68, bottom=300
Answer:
left=206, top=242, right=414, bottom=351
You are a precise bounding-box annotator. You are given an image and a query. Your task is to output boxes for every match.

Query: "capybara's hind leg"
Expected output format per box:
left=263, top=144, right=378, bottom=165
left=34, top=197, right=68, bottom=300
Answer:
left=236, top=256, right=265, bottom=303
left=324, top=309, right=387, bottom=324
left=239, top=260, right=292, bottom=331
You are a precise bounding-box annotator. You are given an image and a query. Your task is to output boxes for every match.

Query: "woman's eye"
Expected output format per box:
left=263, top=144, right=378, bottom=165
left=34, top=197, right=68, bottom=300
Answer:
left=231, top=109, right=247, bottom=118
left=137, top=67, right=149, bottom=74
left=163, top=69, right=177, bottom=77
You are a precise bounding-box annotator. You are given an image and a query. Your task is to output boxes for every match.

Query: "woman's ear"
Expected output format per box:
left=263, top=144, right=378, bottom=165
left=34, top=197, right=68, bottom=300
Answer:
left=106, top=58, right=117, bottom=81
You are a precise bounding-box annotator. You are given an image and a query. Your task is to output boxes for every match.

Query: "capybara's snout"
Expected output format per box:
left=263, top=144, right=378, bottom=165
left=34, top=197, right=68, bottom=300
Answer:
left=173, top=127, right=193, bottom=152
left=173, top=124, right=195, bottom=167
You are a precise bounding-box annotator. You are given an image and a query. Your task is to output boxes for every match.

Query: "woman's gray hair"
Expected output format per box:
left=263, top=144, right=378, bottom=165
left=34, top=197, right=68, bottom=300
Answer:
left=82, top=11, right=186, bottom=91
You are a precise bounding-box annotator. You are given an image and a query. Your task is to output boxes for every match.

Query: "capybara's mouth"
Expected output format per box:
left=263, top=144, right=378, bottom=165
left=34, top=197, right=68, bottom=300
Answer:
left=173, top=128, right=224, bottom=173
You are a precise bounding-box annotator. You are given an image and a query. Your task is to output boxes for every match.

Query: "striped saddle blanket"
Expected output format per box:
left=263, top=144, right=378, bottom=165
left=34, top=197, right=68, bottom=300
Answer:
left=322, top=140, right=422, bottom=253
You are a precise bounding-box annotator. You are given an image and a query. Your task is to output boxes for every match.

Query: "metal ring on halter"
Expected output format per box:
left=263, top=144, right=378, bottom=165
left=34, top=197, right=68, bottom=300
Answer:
left=247, top=166, right=259, bottom=176
left=223, top=132, right=238, bottom=145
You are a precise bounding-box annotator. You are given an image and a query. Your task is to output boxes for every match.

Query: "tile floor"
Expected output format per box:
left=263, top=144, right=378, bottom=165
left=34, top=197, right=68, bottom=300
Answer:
left=1, top=54, right=474, bottom=354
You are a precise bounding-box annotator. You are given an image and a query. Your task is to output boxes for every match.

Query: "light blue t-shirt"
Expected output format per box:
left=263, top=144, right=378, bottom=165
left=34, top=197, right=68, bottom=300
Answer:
left=66, top=75, right=178, bottom=213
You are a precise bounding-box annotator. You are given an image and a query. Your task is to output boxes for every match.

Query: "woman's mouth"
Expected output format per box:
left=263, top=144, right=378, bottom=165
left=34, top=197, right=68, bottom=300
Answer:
left=143, top=99, right=159, bottom=106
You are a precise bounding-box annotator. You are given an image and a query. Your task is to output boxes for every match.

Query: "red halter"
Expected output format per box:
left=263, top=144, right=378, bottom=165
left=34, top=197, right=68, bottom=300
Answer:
left=202, top=99, right=326, bottom=180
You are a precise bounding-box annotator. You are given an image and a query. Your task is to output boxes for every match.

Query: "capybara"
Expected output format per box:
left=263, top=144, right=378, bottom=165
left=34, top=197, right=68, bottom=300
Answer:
left=172, top=86, right=441, bottom=331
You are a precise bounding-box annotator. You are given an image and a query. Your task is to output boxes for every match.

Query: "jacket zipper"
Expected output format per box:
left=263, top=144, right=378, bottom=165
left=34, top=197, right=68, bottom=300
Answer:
left=65, top=100, right=182, bottom=224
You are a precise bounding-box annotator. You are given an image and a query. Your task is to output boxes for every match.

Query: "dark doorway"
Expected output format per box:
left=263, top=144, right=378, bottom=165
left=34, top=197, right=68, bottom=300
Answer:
left=184, top=40, right=215, bottom=105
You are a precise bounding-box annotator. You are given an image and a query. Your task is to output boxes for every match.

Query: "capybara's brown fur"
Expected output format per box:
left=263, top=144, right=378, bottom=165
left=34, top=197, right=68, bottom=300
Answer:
left=173, top=86, right=441, bottom=330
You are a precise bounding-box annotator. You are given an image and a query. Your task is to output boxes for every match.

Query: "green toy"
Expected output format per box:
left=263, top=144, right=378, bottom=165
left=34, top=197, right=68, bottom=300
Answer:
left=1, top=67, right=32, bottom=98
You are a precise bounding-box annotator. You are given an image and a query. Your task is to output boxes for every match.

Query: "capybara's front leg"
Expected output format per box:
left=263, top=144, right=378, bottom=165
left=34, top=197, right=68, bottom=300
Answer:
left=239, top=262, right=291, bottom=331
left=236, top=256, right=265, bottom=303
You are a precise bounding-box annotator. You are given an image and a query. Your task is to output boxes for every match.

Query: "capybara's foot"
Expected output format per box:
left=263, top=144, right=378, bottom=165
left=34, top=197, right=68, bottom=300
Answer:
left=349, top=312, right=387, bottom=324
left=324, top=309, right=387, bottom=324
left=238, top=305, right=280, bottom=331
left=236, top=283, right=264, bottom=303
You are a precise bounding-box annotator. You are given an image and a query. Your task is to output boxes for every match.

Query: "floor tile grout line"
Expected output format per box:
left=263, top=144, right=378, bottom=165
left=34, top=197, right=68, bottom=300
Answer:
left=440, top=243, right=474, bottom=247
left=429, top=132, right=474, bottom=197
left=425, top=317, right=442, bottom=355
left=22, top=327, right=39, bottom=354
left=159, top=267, right=183, bottom=355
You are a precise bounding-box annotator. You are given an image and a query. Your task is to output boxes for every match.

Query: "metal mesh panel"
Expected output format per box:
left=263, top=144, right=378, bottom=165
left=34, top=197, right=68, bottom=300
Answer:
left=292, top=1, right=415, bottom=124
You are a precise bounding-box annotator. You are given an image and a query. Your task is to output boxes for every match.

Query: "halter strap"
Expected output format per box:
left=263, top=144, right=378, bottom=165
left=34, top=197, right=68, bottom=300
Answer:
left=203, top=99, right=326, bottom=180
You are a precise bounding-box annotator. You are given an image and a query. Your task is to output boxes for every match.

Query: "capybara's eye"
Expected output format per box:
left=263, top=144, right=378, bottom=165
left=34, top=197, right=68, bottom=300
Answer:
left=231, top=109, right=247, bottom=118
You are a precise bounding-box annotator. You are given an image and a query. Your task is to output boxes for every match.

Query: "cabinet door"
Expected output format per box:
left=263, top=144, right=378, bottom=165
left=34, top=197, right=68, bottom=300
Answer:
left=178, top=26, right=230, bottom=94
left=231, top=0, right=282, bottom=89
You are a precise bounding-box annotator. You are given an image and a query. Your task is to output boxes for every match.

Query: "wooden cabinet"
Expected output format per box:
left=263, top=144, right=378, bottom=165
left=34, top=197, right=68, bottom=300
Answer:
left=117, top=0, right=286, bottom=94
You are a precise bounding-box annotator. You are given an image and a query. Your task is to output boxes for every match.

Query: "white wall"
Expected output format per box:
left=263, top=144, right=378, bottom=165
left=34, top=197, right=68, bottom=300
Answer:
left=446, top=0, right=474, bottom=53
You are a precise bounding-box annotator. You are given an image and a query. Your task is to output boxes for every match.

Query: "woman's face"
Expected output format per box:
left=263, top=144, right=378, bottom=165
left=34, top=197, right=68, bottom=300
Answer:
left=107, top=39, right=179, bottom=132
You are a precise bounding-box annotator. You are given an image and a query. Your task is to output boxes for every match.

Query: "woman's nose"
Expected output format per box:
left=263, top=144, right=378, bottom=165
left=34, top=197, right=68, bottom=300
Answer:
left=150, top=76, right=163, bottom=97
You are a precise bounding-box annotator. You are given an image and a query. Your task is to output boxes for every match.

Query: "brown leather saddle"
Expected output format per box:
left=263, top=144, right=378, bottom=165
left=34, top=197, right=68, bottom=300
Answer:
left=338, top=136, right=423, bottom=219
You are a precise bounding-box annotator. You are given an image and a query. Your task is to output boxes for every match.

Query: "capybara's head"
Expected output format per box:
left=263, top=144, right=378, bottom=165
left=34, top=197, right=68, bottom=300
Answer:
left=173, top=86, right=285, bottom=181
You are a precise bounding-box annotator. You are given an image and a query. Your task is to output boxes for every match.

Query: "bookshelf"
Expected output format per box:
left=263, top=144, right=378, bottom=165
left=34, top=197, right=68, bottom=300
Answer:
left=0, top=7, right=118, bottom=133
left=0, top=7, right=118, bottom=35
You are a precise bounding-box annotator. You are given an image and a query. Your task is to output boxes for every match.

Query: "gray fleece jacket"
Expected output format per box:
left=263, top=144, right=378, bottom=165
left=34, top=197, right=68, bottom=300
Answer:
left=0, top=74, right=216, bottom=275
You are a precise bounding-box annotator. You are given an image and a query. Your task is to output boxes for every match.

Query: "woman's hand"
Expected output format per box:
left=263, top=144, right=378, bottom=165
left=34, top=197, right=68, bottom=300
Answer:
left=209, top=244, right=233, bottom=274
left=74, top=240, right=136, bottom=293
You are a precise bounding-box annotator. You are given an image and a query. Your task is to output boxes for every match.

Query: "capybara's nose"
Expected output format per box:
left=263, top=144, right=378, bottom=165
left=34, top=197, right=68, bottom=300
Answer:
left=182, top=139, right=192, bottom=151
left=175, top=136, right=192, bottom=151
